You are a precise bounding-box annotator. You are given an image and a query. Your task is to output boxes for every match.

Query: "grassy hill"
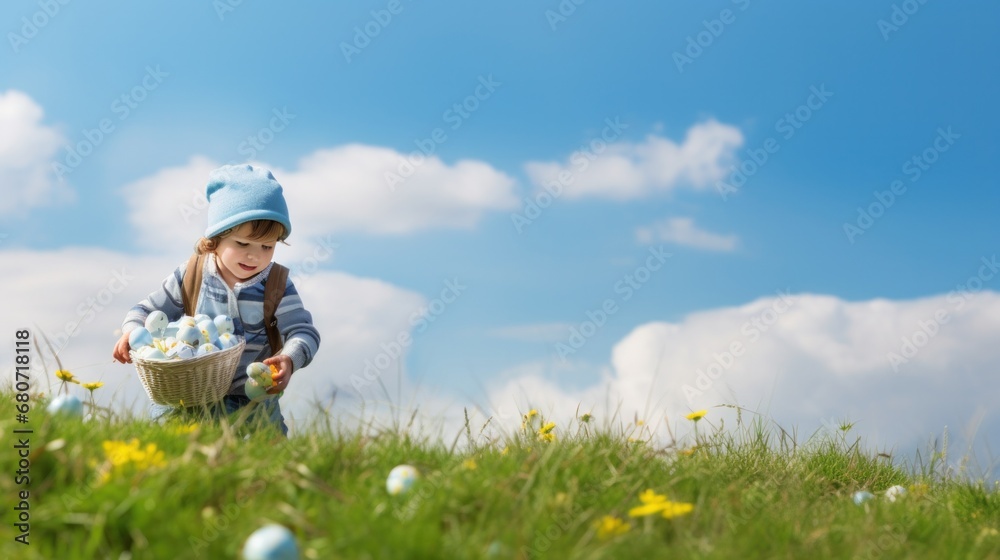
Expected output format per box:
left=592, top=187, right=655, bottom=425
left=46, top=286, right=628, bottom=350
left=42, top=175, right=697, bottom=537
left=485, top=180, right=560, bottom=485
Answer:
left=2, top=390, right=999, bottom=559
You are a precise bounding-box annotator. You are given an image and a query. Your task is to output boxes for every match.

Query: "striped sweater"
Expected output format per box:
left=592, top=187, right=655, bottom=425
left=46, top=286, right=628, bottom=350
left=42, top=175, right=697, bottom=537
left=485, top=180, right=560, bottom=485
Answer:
left=122, top=254, right=320, bottom=396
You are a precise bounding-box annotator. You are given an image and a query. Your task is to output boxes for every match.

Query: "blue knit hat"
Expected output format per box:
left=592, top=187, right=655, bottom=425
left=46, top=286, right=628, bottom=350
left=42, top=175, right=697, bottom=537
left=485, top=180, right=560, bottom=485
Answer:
left=204, top=164, right=291, bottom=239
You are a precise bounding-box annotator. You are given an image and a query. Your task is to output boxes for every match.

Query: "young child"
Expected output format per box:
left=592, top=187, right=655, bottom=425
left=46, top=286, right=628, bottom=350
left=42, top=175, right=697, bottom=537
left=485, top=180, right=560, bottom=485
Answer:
left=112, top=164, right=320, bottom=435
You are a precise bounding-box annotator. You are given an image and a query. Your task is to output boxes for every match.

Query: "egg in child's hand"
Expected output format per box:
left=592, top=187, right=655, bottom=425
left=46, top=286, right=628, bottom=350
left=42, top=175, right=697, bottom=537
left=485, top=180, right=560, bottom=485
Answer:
left=144, top=310, right=169, bottom=337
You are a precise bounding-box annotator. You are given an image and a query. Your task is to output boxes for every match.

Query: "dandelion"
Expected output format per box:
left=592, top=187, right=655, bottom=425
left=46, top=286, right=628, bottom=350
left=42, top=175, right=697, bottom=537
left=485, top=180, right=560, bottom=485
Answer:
left=628, top=489, right=694, bottom=519
left=462, top=458, right=478, bottom=471
left=55, top=369, right=79, bottom=384
left=98, top=438, right=166, bottom=483
left=685, top=410, right=707, bottom=421
left=537, top=421, right=556, bottom=443
left=595, top=515, right=631, bottom=540
left=81, top=381, right=104, bottom=392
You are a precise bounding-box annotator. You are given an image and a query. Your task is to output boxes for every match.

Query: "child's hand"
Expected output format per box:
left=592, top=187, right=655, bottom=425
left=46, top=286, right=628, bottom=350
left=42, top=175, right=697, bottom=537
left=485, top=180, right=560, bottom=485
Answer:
left=262, top=354, right=293, bottom=394
left=113, top=332, right=132, bottom=364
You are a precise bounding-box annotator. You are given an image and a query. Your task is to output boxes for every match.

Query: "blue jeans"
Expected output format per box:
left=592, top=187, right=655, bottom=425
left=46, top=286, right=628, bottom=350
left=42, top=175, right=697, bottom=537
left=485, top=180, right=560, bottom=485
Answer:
left=149, top=395, right=288, bottom=436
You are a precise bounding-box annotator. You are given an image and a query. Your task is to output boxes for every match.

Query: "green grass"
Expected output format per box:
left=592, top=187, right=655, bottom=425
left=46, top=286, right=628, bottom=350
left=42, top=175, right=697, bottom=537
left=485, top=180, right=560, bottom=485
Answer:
left=2, top=391, right=999, bottom=559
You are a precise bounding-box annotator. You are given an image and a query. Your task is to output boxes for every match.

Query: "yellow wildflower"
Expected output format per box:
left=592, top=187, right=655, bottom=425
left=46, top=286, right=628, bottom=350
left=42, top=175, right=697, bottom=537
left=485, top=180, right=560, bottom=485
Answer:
left=628, top=489, right=694, bottom=519
left=171, top=423, right=199, bottom=435
left=81, top=381, right=104, bottom=392
left=537, top=421, right=556, bottom=443
left=595, top=515, right=631, bottom=540
left=98, top=438, right=166, bottom=483
left=55, top=370, right=79, bottom=384
left=500, top=446, right=510, bottom=456
left=679, top=447, right=696, bottom=457
left=462, top=458, right=478, bottom=471
left=525, top=409, right=539, bottom=419
left=685, top=410, right=707, bottom=421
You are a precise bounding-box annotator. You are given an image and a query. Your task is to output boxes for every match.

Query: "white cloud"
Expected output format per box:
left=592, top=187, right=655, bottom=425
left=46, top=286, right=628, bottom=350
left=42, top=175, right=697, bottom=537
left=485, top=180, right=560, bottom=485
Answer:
left=636, top=217, right=738, bottom=252
left=0, top=90, right=73, bottom=215
left=121, top=146, right=519, bottom=254
left=487, top=291, right=1000, bottom=457
left=523, top=119, right=743, bottom=201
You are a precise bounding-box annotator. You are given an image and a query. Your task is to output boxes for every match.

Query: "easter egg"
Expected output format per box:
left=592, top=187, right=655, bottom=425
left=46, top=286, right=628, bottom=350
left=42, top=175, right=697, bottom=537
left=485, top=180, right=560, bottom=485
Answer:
left=144, top=310, right=169, bottom=337
left=853, top=491, right=874, bottom=505
left=176, top=325, right=202, bottom=347
left=193, top=314, right=211, bottom=325
left=128, top=327, right=154, bottom=349
left=214, top=314, right=235, bottom=335
left=167, top=344, right=196, bottom=360
left=47, top=394, right=84, bottom=418
left=140, top=347, right=168, bottom=361
left=217, top=333, right=238, bottom=349
left=196, top=343, right=219, bottom=356
left=198, top=320, right=220, bottom=344
left=245, top=379, right=271, bottom=402
left=241, top=524, right=299, bottom=560
left=163, top=321, right=179, bottom=338
left=246, top=362, right=274, bottom=387
left=178, top=316, right=198, bottom=328
left=884, top=485, right=907, bottom=502
left=386, top=465, right=419, bottom=496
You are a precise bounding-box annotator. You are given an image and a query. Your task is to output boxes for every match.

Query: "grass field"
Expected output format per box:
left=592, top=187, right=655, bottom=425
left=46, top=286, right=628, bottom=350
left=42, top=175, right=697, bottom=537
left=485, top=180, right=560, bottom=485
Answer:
left=2, top=386, right=999, bottom=559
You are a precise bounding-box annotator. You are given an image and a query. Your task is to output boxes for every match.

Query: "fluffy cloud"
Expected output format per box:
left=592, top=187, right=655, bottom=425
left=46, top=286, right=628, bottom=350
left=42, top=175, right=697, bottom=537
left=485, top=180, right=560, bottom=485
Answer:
left=488, top=291, right=1000, bottom=458
left=636, top=217, right=738, bottom=252
left=121, top=145, right=519, bottom=253
left=523, top=119, right=743, bottom=201
left=0, top=90, right=73, bottom=215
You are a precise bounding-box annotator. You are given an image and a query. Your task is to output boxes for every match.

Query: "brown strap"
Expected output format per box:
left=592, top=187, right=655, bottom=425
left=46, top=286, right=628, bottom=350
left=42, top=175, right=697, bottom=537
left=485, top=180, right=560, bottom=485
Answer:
left=181, top=254, right=204, bottom=317
left=264, top=263, right=288, bottom=354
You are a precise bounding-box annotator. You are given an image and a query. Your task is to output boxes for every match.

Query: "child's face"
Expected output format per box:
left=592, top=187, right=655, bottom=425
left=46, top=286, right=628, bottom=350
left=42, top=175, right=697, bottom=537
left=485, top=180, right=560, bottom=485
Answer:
left=215, top=223, right=280, bottom=287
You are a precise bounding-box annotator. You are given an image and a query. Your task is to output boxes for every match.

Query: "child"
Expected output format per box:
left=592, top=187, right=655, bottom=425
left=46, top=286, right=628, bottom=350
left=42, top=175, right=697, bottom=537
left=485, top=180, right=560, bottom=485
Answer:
left=112, top=164, right=321, bottom=436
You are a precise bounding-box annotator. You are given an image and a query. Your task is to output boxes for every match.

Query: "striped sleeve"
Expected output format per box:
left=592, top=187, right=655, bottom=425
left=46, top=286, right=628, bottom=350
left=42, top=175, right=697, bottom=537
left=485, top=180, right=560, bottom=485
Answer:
left=121, top=262, right=186, bottom=334
left=275, top=276, right=320, bottom=373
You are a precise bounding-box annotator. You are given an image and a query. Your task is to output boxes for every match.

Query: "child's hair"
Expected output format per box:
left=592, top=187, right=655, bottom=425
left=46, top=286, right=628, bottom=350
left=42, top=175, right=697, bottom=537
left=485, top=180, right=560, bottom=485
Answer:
left=195, top=219, right=289, bottom=254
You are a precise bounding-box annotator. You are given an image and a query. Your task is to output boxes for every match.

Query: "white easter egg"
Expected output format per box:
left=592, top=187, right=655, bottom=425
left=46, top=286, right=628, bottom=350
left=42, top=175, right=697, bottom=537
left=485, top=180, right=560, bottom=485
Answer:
left=386, top=465, right=419, bottom=496
left=176, top=325, right=202, bottom=347
left=246, top=362, right=273, bottom=388
left=140, top=347, right=168, bottom=361
left=884, top=485, right=907, bottom=502
left=193, top=314, right=211, bottom=325
left=47, top=394, right=84, bottom=418
left=167, top=344, right=196, bottom=360
left=144, top=310, right=170, bottom=337
left=241, top=524, right=299, bottom=560
left=128, top=327, right=154, bottom=349
left=198, top=320, right=220, bottom=343
left=217, top=333, right=237, bottom=349
left=178, top=316, right=198, bottom=328
left=853, top=491, right=874, bottom=505
left=196, top=343, right=219, bottom=356
left=164, top=321, right=179, bottom=338
left=214, top=314, right=235, bottom=335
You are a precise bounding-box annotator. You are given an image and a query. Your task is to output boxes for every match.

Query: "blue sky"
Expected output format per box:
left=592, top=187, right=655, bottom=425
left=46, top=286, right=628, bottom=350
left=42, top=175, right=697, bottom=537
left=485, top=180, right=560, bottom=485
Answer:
left=3, top=1, right=999, bottom=455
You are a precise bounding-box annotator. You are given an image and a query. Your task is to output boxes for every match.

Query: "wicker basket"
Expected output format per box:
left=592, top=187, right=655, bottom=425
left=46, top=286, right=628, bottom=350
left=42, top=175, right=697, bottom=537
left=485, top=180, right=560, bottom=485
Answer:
left=131, top=339, right=245, bottom=406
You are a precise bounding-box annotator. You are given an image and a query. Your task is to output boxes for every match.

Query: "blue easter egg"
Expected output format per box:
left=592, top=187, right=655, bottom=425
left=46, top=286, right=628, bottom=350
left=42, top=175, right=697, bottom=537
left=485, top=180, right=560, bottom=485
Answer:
left=128, top=327, right=154, bottom=349
left=47, top=394, right=84, bottom=418
left=241, top=524, right=299, bottom=560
